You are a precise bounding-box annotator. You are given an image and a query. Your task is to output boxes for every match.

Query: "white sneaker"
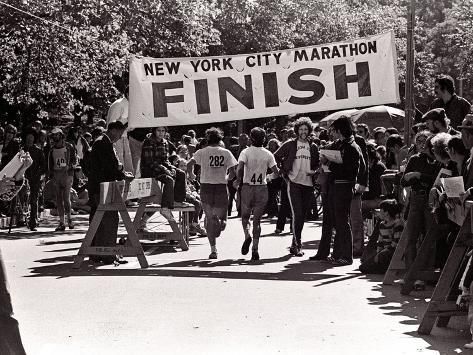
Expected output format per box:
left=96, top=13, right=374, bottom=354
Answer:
left=464, top=342, right=473, bottom=349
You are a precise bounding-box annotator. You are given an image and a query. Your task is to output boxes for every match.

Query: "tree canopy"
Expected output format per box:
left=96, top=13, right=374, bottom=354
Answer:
left=0, top=0, right=472, bottom=125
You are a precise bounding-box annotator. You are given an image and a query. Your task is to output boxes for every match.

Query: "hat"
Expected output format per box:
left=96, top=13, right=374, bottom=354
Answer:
left=458, top=114, right=473, bottom=130
left=51, top=127, right=63, bottom=135
left=422, top=108, right=446, bottom=122
left=373, top=127, right=386, bottom=134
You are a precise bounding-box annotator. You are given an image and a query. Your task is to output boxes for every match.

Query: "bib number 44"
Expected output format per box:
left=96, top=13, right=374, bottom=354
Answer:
left=250, top=173, right=263, bottom=184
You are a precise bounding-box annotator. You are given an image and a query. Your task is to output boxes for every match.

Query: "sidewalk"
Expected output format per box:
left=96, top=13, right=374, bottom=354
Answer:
left=0, top=213, right=470, bottom=354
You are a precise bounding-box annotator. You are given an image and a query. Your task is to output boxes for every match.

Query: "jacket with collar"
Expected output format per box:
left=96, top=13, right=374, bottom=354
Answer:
left=328, top=135, right=361, bottom=183
left=274, top=139, right=319, bottom=178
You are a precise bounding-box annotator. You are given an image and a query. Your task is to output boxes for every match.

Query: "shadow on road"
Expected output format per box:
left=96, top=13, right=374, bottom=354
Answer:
left=363, top=274, right=470, bottom=354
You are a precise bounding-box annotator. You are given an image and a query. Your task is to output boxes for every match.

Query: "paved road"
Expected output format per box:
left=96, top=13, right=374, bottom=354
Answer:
left=0, top=213, right=470, bottom=354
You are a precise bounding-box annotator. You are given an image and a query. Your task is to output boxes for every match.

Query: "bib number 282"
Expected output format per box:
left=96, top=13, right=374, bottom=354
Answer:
left=209, top=155, right=224, bottom=167
left=250, top=173, right=263, bottom=184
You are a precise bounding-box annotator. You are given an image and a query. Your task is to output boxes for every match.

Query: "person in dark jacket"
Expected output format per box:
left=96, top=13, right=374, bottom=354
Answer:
left=351, top=132, right=368, bottom=257
left=400, top=130, right=440, bottom=272
left=88, top=121, right=131, bottom=265
left=274, top=117, right=319, bottom=257
left=23, top=129, right=46, bottom=231
left=320, top=116, right=361, bottom=265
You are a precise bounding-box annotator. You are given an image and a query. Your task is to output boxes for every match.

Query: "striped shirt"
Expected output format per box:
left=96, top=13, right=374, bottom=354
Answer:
left=377, top=218, right=403, bottom=251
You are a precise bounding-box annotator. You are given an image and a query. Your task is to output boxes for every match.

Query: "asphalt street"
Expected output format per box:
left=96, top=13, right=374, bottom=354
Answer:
left=0, top=212, right=471, bottom=355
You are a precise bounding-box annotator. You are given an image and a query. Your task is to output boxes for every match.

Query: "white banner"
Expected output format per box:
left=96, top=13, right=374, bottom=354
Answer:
left=129, top=31, right=399, bottom=128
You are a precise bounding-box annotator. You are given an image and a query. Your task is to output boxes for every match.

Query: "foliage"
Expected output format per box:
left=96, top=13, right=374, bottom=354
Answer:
left=0, top=0, right=472, bottom=124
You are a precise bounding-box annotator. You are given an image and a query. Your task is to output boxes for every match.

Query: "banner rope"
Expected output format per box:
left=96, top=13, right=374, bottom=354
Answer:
left=0, top=0, right=72, bottom=34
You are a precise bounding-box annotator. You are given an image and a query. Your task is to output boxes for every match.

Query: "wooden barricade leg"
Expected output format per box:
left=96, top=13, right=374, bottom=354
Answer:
left=383, top=227, right=408, bottom=285
left=162, top=211, right=189, bottom=251
left=119, top=209, right=148, bottom=268
left=417, top=232, right=469, bottom=334
left=401, top=227, right=441, bottom=295
left=73, top=210, right=105, bottom=269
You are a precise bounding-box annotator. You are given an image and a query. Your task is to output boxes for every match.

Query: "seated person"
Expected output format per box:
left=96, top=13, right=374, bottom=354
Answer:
left=141, top=126, right=186, bottom=208
left=359, top=199, right=403, bottom=274
left=140, top=126, right=186, bottom=223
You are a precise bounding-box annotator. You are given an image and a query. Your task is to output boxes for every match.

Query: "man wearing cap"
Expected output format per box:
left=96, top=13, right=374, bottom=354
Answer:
left=424, top=108, right=460, bottom=136
left=47, top=127, right=77, bottom=231
left=88, top=121, right=132, bottom=265
left=430, top=74, right=471, bottom=129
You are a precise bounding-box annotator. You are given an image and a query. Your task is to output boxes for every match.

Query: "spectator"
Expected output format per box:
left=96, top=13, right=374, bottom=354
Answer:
left=362, top=144, right=386, bottom=211
left=1, top=124, right=20, bottom=169
left=319, top=116, right=361, bottom=265
left=359, top=199, right=403, bottom=274
left=188, top=130, right=198, bottom=146
left=430, top=74, right=471, bottom=129
left=448, top=136, right=469, bottom=178
left=356, top=123, right=370, bottom=140
left=373, top=127, right=387, bottom=146
left=423, top=108, right=460, bottom=136
left=88, top=121, right=131, bottom=265
left=140, top=126, right=187, bottom=219
left=400, top=130, right=440, bottom=273
left=23, top=129, right=46, bottom=231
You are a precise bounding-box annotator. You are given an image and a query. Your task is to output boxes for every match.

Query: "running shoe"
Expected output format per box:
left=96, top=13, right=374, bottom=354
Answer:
left=251, top=250, right=260, bottom=261
left=55, top=223, right=66, bottom=232
left=241, top=237, right=252, bottom=255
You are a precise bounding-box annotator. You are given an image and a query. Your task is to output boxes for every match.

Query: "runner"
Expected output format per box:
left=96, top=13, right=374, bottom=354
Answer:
left=274, top=117, right=320, bottom=257
left=187, top=127, right=237, bottom=259
left=235, top=127, right=279, bottom=261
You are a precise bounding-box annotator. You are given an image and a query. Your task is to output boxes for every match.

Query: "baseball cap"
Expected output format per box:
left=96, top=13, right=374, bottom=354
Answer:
left=458, top=114, right=473, bottom=130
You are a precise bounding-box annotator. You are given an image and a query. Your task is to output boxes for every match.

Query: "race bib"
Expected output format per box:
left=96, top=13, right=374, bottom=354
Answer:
left=56, top=157, right=67, bottom=168
left=249, top=172, right=264, bottom=185
left=208, top=155, right=225, bottom=168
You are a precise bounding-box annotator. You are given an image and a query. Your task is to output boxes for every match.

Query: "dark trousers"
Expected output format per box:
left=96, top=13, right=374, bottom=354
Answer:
left=157, top=168, right=186, bottom=208
left=89, top=194, right=119, bottom=261
left=0, top=250, right=26, bottom=355
left=287, top=181, right=313, bottom=249
left=227, top=178, right=240, bottom=216
left=316, top=186, right=335, bottom=258
left=332, top=183, right=354, bottom=262
left=28, top=180, right=41, bottom=228
left=276, top=179, right=292, bottom=231
left=265, top=177, right=281, bottom=216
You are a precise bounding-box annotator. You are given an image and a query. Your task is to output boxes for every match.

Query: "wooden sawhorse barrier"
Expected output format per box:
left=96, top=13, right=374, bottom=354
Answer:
left=417, top=201, right=473, bottom=335
left=73, top=178, right=194, bottom=268
left=383, top=224, right=409, bottom=285
left=73, top=179, right=151, bottom=269
left=131, top=196, right=195, bottom=252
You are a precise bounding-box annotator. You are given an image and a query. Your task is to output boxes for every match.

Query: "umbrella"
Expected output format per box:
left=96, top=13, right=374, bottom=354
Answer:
left=350, top=105, right=405, bottom=131
left=319, top=109, right=359, bottom=127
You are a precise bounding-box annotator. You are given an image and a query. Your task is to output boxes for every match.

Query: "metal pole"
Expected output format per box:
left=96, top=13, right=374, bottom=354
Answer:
left=404, top=0, right=415, bottom=146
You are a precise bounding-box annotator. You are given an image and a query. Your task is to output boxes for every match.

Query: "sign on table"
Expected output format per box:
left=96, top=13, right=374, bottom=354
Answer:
left=129, top=31, right=400, bottom=127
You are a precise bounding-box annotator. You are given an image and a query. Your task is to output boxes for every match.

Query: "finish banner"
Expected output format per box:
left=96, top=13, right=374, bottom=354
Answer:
left=128, top=31, right=399, bottom=127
